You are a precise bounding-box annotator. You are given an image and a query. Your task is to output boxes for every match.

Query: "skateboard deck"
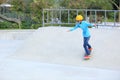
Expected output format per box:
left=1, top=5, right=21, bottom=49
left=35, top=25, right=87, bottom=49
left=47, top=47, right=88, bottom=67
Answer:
left=84, top=55, right=90, bottom=60
left=84, top=48, right=92, bottom=60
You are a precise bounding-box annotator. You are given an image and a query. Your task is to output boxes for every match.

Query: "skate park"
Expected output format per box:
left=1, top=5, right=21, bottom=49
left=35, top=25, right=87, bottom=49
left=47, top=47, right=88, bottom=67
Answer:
left=0, top=26, right=120, bottom=80
left=1, top=0, right=120, bottom=79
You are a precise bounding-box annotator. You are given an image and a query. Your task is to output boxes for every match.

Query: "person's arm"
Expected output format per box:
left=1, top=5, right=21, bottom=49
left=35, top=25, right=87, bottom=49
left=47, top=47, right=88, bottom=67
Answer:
left=85, top=21, right=96, bottom=28
left=67, top=24, right=79, bottom=32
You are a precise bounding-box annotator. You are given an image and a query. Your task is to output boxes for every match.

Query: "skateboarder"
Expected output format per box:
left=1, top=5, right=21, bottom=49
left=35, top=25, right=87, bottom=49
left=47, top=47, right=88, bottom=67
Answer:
left=67, top=15, right=95, bottom=59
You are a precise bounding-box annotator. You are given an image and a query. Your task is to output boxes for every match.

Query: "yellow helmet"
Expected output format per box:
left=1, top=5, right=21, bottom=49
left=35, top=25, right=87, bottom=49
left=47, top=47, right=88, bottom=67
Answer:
left=76, top=15, right=83, bottom=21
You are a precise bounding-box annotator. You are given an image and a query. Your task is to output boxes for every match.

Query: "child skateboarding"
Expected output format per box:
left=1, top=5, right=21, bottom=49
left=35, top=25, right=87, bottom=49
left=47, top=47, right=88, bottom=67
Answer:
left=67, top=15, right=95, bottom=60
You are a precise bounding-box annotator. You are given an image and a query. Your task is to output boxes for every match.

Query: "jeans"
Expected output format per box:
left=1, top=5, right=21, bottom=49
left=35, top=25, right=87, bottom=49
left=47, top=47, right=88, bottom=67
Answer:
left=83, top=36, right=91, bottom=55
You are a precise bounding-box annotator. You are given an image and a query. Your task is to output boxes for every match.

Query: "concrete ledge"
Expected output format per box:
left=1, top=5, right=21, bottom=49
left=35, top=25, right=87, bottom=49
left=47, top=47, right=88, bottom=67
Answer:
left=0, top=30, right=35, bottom=40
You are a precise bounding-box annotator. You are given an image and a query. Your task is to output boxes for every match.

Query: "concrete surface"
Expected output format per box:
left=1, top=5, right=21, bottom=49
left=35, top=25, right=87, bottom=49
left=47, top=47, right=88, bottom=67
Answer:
left=0, top=30, right=35, bottom=40
left=0, top=27, right=120, bottom=80
left=11, top=27, right=120, bottom=70
left=0, top=58, right=120, bottom=80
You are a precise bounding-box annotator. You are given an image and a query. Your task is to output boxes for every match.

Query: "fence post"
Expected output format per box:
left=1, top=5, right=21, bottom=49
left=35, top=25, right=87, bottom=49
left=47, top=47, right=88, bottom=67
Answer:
left=60, top=9, right=61, bottom=26
left=68, top=9, right=70, bottom=23
left=42, top=9, right=44, bottom=27
left=114, top=11, right=116, bottom=27
left=47, top=10, right=49, bottom=23
left=85, top=10, right=87, bottom=21
left=95, top=10, right=97, bottom=24
left=105, top=10, right=107, bottom=26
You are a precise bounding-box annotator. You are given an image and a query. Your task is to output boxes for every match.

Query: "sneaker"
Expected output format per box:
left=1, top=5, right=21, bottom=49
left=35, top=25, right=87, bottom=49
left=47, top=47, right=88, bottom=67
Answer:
left=84, top=55, right=90, bottom=60
left=88, top=48, right=92, bottom=51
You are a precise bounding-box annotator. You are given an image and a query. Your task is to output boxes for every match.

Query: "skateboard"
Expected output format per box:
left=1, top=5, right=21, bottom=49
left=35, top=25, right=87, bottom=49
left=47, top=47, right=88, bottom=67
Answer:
left=84, top=48, right=92, bottom=60
left=84, top=55, right=91, bottom=60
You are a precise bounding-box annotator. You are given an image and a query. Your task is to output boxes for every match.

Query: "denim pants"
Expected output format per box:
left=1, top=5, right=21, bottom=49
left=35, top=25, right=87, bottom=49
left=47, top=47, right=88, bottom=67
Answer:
left=83, top=36, right=91, bottom=55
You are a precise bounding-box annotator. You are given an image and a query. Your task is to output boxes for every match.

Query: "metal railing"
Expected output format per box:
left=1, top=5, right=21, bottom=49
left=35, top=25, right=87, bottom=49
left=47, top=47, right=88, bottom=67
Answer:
left=43, top=9, right=120, bottom=27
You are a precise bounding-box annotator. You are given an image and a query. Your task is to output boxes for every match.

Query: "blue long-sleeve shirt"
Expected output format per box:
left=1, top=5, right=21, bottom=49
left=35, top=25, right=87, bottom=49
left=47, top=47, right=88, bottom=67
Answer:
left=70, top=21, right=93, bottom=37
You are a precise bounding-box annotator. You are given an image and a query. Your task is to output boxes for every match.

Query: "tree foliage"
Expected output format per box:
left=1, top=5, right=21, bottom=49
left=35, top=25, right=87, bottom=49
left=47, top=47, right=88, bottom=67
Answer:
left=11, top=0, right=25, bottom=12
left=59, top=0, right=113, bottom=10
left=0, top=0, right=6, bottom=4
left=29, top=0, right=55, bottom=28
left=110, top=0, right=120, bottom=10
left=1, top=0, right=119, bottom=29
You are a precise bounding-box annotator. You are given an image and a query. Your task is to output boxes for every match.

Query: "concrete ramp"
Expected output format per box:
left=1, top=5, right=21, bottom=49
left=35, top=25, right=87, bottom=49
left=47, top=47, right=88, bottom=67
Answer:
left=11, top=27, right=120, bottom=70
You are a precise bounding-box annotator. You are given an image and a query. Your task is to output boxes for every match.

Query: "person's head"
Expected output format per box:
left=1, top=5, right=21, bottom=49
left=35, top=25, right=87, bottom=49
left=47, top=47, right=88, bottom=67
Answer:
left=76, top=15, right=83, bottom=22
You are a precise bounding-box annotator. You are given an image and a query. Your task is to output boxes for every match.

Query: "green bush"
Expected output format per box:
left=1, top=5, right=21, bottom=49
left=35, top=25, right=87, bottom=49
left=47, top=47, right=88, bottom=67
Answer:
left=0, top=21, right=42, bottom=29
left=31, top=24, right=42, bottom=29
left=21, top=21, right=31, bottom=29
left=0, top=21, right=19, bottom=29
left=44, top=23, right=75, bottom=27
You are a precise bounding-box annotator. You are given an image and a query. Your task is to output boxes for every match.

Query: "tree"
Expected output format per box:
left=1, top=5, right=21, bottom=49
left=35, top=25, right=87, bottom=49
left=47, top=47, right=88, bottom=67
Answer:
left=87, top=0, right=113, bottom=9
left=110, top=0, right=120, bottom=22
left=10, top=0, right=26, bottom=28
left=59, top=0, right=113, bottom=10
left=59, top=0, right=118, bottom=23
left=59, top=0, right=120, bottom=22
left=0, top=0, right=6, bottom=4
left=11, top=0, right=25, bottom=12
left=30, top=0, right=54, bottom=27
left=59, top=0, right=87, bottom=9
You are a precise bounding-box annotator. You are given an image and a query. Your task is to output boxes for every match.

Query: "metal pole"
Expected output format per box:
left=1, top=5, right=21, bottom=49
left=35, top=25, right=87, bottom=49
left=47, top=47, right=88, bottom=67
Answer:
left=43, top=9, right=44, bottom=27
left=68, top=9, right=70, bottom=23
left=105, top=10, right=107, bottom=26
left=51, top=9, right=53, bottom=26
left=60, top=9, right=61, bottom=26
left=85, top=10, right=87, bottom=21
left=95, top=10, right=97, bottom=24
left=114, top=11, right=116, bottom=27
left=47, top=10, right=49, bottom=23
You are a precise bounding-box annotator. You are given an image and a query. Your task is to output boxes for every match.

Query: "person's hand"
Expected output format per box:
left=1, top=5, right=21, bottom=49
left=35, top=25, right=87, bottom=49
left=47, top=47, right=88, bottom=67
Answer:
left=94, top=24, right=96, bottom=27
left=67, top=30, right=70, bottom=32
left=93, top=24, right=98, bottom=28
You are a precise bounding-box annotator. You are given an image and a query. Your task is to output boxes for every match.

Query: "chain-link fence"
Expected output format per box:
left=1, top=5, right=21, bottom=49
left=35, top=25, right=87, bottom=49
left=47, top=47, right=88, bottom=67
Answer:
left=43, top=9, right=120, bottom=28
